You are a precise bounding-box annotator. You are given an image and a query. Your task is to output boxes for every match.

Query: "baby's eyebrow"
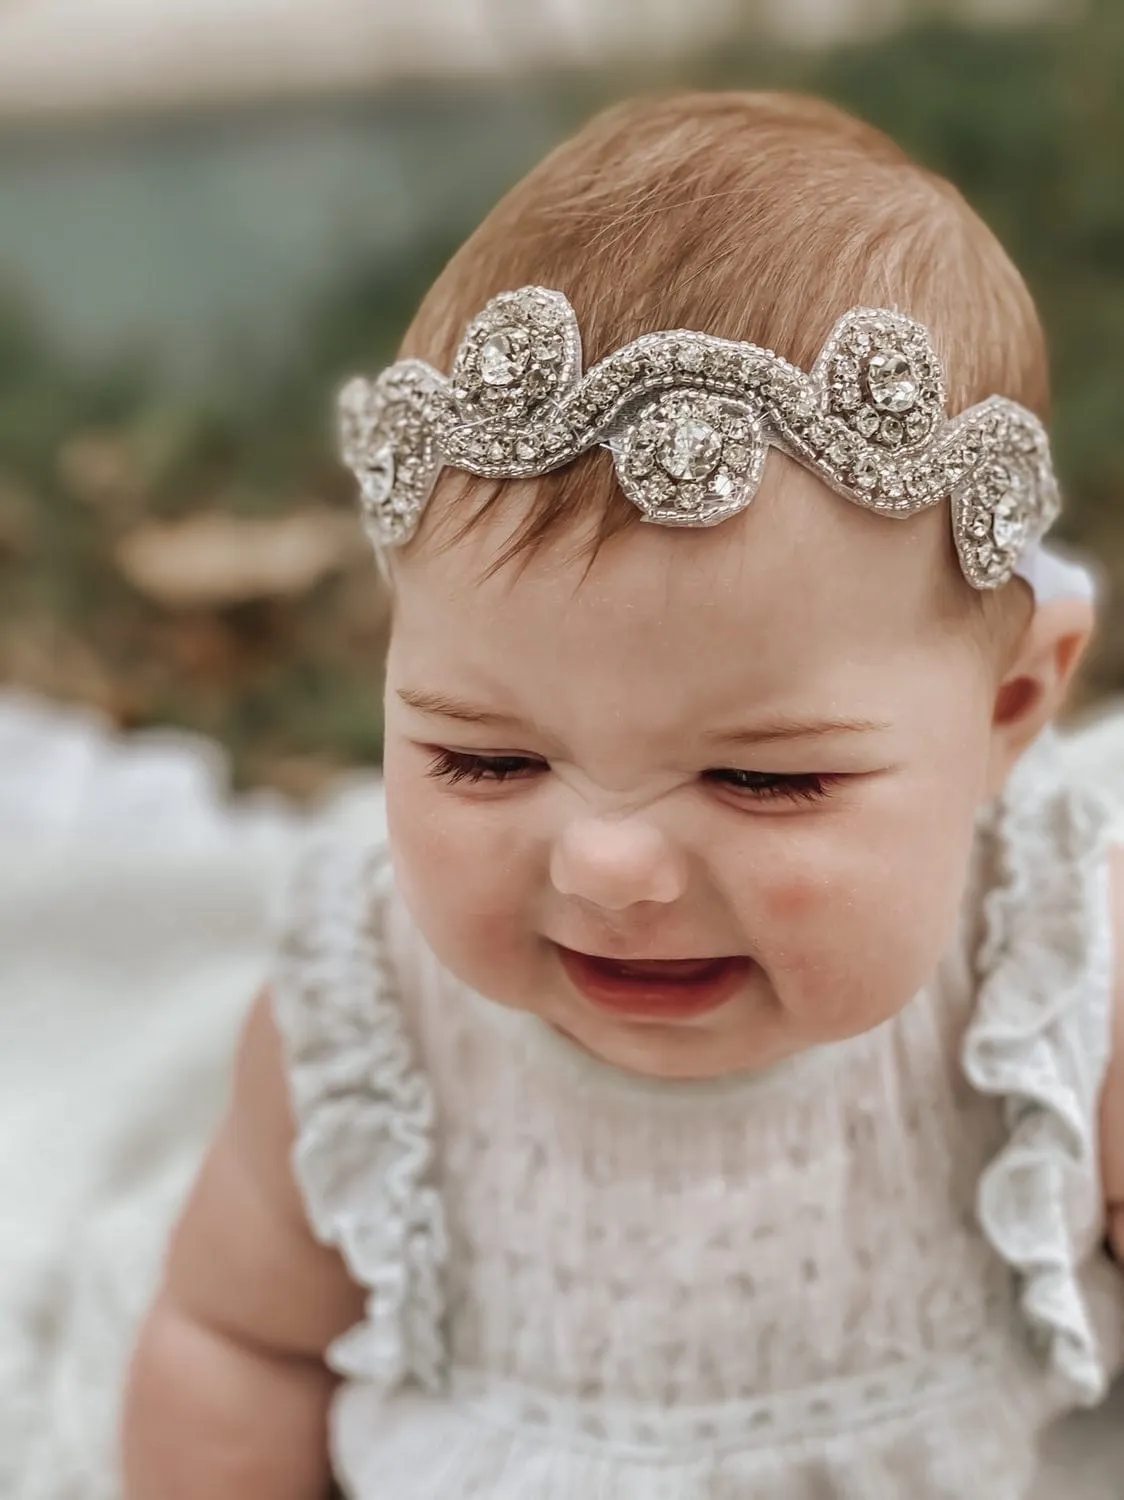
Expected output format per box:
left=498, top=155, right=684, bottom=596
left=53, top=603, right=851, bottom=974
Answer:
left=707, top=716, right=891, bottom=747
left=396, top=688, right=529, bottom=730
left=399, top=689, right=889, bottom=746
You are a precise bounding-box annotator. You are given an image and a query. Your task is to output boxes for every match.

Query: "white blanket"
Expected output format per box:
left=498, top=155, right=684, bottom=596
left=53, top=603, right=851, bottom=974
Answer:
left=0, top=693, right=385, bottom=1498
left=1, top=690, right=1123, bottom=1499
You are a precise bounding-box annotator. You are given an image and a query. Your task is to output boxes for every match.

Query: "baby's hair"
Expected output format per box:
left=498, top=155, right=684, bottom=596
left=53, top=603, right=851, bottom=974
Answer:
left=400, top=91, right=1041, bottom=654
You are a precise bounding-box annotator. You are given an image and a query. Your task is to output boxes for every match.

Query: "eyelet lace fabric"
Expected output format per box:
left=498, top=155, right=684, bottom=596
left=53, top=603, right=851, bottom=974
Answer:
left=272, top=840, right=448, bottom=1394
left=964, top=730, right=1119, bottom=1406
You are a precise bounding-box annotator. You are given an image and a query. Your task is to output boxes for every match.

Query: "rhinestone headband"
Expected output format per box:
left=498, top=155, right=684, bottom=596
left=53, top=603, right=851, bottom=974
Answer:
left=338, top=286, right=1060, bottom=589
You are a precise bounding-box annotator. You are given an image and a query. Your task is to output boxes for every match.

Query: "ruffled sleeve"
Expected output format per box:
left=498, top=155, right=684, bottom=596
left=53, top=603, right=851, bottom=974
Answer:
left=271, top=838, right=448, bottom=1394
left=963, top=729, right=1119, bottom=1406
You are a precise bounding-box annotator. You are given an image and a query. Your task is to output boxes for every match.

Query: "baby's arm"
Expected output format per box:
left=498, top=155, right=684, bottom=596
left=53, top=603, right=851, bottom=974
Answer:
left=1099, top=845, right=1124, bottom=1260
left=121, top=991, right=364, bottom=1499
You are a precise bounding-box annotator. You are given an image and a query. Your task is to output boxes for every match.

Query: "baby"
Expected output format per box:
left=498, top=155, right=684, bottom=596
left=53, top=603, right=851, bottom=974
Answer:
left=121, top=92, right=1124, bottom=1498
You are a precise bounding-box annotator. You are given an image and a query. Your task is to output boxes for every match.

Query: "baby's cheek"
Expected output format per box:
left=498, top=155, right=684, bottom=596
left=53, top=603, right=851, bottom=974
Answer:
left=754, top=861, right=917, bottom=1033
left=387, top=791, right=536, bottom=995
left=755, top=868, right=853, bottom=962
left=758, top=874, right=828, bottom=924
left=434, top=892, right=540, bottom=1011
left=385, top=772, right=463, bottom=913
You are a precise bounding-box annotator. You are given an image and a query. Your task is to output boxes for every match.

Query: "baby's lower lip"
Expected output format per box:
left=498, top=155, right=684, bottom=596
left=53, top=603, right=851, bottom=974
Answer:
left=554, top=945, right=751, bottom=1021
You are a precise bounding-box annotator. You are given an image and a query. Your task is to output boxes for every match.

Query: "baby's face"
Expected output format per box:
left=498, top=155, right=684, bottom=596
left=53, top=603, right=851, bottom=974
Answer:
left=382, top=458, right=1003, bottom=1080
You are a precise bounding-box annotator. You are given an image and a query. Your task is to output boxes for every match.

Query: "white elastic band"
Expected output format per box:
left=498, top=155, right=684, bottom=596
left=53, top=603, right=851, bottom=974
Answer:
left=1013, top=542, right=1098, bottom=606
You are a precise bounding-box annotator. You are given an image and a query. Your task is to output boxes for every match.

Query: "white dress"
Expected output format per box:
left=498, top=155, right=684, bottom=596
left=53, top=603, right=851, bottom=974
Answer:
left=272, top=728, right=1124, bottom=1499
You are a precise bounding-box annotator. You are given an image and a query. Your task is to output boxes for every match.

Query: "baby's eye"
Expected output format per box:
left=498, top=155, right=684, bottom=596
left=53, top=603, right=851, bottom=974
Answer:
left=704, top=769, right=843, bottom=806
left=426, top=749, right=545, bottom=787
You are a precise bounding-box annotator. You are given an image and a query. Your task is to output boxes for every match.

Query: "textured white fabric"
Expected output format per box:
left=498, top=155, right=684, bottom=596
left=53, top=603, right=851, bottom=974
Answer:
left=273, top=724, right=1124, bottom=1500
left=274, top=843, right=448, bottom=1396
left=965, top=733, right=1121, bottom=1405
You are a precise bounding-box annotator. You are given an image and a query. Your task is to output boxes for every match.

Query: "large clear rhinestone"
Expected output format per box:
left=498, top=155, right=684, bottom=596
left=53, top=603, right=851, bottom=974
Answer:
left=358, top=446, right=395, bottom=511
left=867, top=352, right=919, bottom=413
left=479, top=329, right=528, bottom=387
left=660, top=417, right=723, bottom=481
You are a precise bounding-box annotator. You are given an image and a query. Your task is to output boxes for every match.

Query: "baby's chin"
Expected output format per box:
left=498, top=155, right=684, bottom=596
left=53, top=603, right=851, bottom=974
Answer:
left=540, top=985, right=802, bottom=1083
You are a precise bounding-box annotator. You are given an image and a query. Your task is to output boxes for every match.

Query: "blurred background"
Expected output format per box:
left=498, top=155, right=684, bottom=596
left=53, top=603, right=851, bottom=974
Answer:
left=1, top=0, right=1121, bottom=797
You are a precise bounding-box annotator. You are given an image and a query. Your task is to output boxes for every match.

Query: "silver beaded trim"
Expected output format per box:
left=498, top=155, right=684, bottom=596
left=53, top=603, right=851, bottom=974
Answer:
left=338, top=286, right=1060, bottom=589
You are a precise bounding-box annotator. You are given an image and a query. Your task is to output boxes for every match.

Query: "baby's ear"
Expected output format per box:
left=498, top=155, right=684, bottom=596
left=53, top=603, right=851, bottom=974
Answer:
left=984, top=595, right=1096, bottom=795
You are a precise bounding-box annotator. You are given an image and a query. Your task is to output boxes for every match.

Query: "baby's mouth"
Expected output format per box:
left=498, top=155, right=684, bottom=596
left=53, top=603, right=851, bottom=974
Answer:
left=554, top=945, right=751, bottom=1021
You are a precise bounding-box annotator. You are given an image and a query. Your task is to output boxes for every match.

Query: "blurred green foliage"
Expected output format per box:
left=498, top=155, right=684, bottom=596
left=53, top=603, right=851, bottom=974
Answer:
left=2, top=9, right=1123, bottom=790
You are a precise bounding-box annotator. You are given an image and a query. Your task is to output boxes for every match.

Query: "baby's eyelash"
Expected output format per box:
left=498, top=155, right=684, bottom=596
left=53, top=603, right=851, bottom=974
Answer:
left=427, top=751, right=843, bottom=806
left=426, top=750, right=543, bottom=786
left=703, top=769, right=843, bottom=805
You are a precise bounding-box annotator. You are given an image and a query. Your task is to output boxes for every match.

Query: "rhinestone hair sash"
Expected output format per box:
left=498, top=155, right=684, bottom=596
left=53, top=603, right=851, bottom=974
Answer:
left=338, top=286, right=1060, bottom=589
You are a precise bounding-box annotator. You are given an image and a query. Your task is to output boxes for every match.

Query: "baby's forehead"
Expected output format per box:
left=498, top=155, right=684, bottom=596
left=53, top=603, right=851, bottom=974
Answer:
left=389, top=476, right=983, bottom=772
left=396, top=461, right=959, bottom=670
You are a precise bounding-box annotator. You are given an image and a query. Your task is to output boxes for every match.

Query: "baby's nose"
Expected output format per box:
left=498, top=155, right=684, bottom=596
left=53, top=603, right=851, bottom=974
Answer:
left=549, top=816, right=687, bottom=910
